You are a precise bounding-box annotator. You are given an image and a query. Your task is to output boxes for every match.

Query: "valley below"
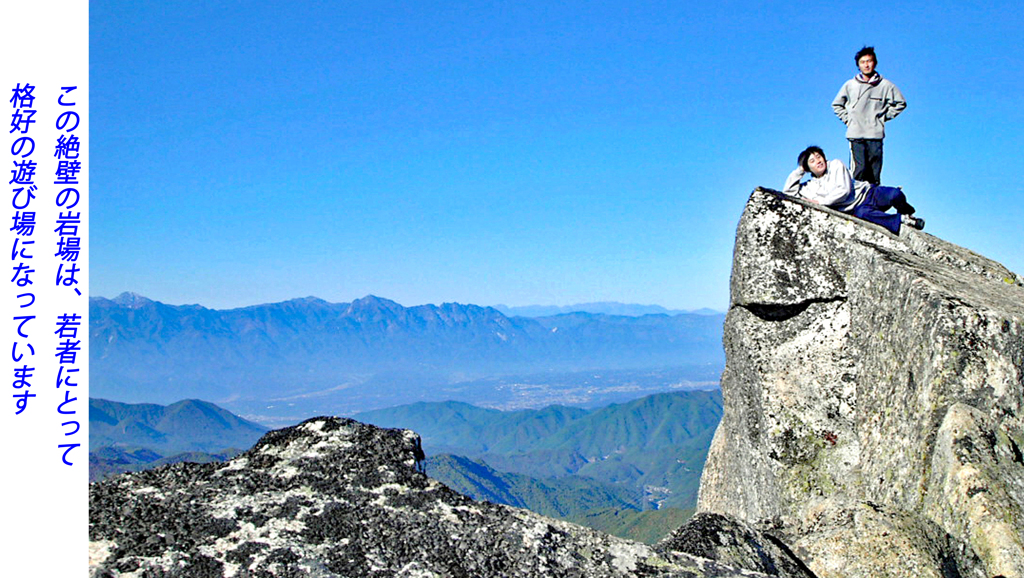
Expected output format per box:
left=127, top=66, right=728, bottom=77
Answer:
left=91, top=387, right=722, bottom=544
left=225, top=364, right=721, bottom=427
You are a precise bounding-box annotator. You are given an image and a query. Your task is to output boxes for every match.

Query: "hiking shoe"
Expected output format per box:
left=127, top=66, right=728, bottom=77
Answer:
left=901, top=214, right=925, bottom=230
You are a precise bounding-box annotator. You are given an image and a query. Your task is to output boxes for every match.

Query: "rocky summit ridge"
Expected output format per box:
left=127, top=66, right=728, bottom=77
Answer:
left=90, top=416, right=799, bottom=577
left=698, top=189, right=1024, bottom=578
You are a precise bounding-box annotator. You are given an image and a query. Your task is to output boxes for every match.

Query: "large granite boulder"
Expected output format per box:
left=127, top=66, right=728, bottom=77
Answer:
left=698, top=188, right=1024, bottom=578
left=90, top=416, right=776, bottom=578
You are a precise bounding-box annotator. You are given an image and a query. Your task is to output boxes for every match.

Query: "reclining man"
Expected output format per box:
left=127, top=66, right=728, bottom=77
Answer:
left=783, top=145, right=924, bottom=235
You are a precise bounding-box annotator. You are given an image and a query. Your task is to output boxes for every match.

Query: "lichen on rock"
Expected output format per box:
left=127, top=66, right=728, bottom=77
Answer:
left=90, top=416, right=775, bottom=577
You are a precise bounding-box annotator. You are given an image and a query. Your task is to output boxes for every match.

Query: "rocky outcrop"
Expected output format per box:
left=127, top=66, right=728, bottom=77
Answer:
left=90, top=416, right=779, bottom=578
left=658, top=513, right=815, bottom=578
left=698, top=189, right=1024, bottom=578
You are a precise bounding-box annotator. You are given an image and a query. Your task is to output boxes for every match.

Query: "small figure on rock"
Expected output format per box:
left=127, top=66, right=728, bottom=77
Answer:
left=784, top=145, right=924, bottom=234
left=832, top=46, right=906, bottom=185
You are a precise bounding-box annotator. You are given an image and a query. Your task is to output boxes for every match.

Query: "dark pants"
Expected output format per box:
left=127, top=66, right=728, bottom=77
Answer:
left=851, top=185, right=915, bottom=235
left=850, top=139, right=883, bottom=185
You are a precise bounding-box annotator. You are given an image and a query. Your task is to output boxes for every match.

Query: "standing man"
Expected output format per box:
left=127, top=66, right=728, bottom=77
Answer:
left=832, top=46, right=906, bottom=185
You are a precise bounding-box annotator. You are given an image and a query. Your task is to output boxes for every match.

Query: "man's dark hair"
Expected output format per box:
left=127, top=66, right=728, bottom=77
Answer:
left=855, top=46, right=876, bottom=63
left=798, top=146, right=825, bottom=172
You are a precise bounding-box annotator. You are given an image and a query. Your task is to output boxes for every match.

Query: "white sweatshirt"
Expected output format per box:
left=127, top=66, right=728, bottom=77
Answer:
left=783, top=159, right=870, bottom=212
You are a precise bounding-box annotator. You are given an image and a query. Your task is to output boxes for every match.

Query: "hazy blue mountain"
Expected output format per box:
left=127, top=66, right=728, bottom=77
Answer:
left=424, top=453, right=693, bottom=544
left=90, top=293, right=725, bottom=414
left=492, top=302, right=723, bottom=317
left=426, top=453, right=641, bottom=516
left=567, top=507, right=694, bottom=545
left=89, top=446, right=244, bottom=482
left=355, top=401, right=590, bottom=455
left=90, top=397, right=268, bottom=454
left=89, top=397, right=267, bottom=481
left=356, top=389, right=722, bottom=509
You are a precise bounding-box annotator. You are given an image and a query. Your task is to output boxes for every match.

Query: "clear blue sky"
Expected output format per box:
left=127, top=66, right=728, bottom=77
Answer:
left=90, top=0, right=1024, bottom=311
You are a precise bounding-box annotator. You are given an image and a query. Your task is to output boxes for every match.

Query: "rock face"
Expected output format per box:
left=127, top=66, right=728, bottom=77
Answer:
left=657, top=513, right=815, bottom=578
left=91, top=416, right=778, bottom=578
left=698, top=189, right=1024, bottom=578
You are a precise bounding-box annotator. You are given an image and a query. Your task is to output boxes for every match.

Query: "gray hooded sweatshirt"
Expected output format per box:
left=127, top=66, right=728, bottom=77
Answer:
left=832, top=73, right=906, bottom=140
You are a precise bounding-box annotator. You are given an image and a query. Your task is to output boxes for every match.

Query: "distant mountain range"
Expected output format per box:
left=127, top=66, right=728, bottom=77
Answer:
left=90, top=397, right=268, bottom=452
left=89, top=398, right=268, bottom=481
left=492, top=302, right=723, bottom=318
left=91, top=293, right=724, bottom=417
